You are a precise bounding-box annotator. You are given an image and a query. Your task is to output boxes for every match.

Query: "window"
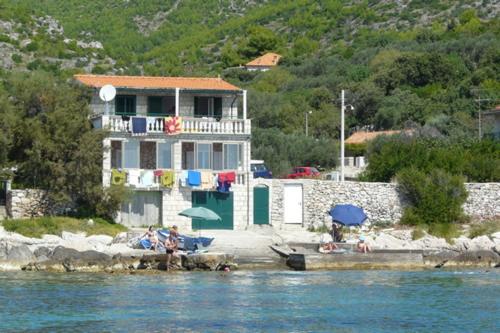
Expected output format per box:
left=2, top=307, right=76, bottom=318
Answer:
left=194, top=97, right=222, bottom=118
left=123, top=141, right=139, bottom=168
left=158, top=142, right=172, bottom=169
left=110, top=141, right=122, bottom=168
left=212, top=143, right=223, bottom=170
left=182, top=142, right=195, bottom=170
left=140, top=142, right=156, bottom=170
left=148, top=96, right=175, bottom=116
left=115, top=95, right=136, bottom=115
left=224, top=143, right=240, bottom=170
left=197, top=143, right=211, bottom=169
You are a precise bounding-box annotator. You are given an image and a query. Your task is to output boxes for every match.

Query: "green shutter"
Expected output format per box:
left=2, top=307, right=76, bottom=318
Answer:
left=253, top=186, right=269, bottom=225
left=191, top=191, right=233, bottom=229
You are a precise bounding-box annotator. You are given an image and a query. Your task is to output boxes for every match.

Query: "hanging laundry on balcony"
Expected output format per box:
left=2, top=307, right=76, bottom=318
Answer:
left=216, top=180, right=231, bottom=193
left=132, top=117, right=147, bottom=135
left=154, top=170, right=163, bottom=177
left=160, top=170, right=175, bottom=188
left=111, top=169, right=126, bottom=185
left=128, top=169, right=141, bottom=186
left=188, top=170, right=201, bottom=186
left=200, top=171, right=214, bottom=190
left=141, top=170, right=155, bottom=187
left=218, top=171, right=236, bottom=183
left=179, top=170, right=189, bottom=186
left=164, top=116, right=182, bottom=135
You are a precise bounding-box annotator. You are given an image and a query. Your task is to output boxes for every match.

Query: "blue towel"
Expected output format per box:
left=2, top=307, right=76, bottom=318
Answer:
left=132, top=117, right=147, bottom=134
left=140, top=239, right=152, bottom=249
left=187, top=170, right=201, bottom=186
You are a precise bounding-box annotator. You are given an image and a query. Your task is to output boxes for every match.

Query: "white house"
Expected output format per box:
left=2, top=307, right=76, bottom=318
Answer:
left=75, top=74, right=256, bottom=231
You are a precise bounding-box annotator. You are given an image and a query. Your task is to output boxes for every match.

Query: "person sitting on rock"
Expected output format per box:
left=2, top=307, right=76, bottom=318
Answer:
left=319, top=232, right=338, bottom=253
left=165, top=226, right=179, bottom=270
left=357, top=235, right=371, bottom=253
left=142, top=225, right=159, bottom=251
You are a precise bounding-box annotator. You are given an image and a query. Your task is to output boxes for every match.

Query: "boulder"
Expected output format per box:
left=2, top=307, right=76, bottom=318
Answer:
left=0, top=240, right=36, bottom=264
left=371, top=233, right=409, bottom=249
left=410, top=235, right=450, bottom=251
left=86, top=235, right=113, bottom=250
left=112, top=232, right=130, bottom=244
left=50, top=246, right=111, bottom=262
left=182, top=252, right=235, bottom=271
left=469, top=235, right=495, bottom=251
left=452, top=236, right=472, bottom=252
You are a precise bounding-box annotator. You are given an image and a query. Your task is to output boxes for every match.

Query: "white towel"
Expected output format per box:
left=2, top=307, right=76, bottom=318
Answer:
left=128, top=169, right=141, bottom=186
left=141, top=170, right=154, bottom=187
left=179, top=170, right=188, bottom=187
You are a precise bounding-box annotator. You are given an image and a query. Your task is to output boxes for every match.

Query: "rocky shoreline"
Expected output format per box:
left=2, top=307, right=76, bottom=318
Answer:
left=1, top=225, right=499, bottom=272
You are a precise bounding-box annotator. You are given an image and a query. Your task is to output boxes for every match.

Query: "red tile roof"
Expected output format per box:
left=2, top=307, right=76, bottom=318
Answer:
left=345, top=130, right=411, bottom=144
left=74, top=74, right=241, bottom=91
left=246, top=52, right=281, bottom=67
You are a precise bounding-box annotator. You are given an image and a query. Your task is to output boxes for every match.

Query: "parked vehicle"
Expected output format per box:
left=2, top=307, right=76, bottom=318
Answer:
left=287, top=167, right=321, bottom=179
left=250, top=160, right=273, bottom=179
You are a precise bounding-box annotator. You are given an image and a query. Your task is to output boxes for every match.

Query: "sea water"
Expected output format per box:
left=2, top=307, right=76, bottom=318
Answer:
left=0, top=270, right=498, bottom=332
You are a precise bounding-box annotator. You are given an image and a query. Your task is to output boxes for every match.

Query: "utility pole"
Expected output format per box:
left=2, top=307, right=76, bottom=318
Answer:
left=340, top=90, right=345, bottom=182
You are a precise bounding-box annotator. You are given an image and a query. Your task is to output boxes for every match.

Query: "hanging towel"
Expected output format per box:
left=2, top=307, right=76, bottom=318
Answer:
left=128, top=169, right=141, bottom=186
left=132, top=117, right=147, bottom=135
left=217, top=180, right=231, bottom=193
left=200, top=171, right=213, bottom=190
left=179, top=170, right=189, bottom=187
left=164, top=116, right=183, bottom=135
left=188, top=170, right=201, bottom=186
left=111, top=169, right=126, bottom=185
left=161, top=170, right=175, bottom=188
left=218, top=171, right=236, bottom=183
left=153, top=170, right=164, bottom=177
left=141, top=170, right=155, bottom=187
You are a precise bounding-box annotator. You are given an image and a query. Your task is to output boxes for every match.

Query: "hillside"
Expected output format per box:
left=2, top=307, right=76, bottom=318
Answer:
left=0, top=0, right=499, bottom=174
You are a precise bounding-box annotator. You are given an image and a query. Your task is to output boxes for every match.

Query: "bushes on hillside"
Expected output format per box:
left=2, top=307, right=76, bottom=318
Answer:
left=362, top=134, right=500, bottom=182
left=397, top=168, right=468, bottom=226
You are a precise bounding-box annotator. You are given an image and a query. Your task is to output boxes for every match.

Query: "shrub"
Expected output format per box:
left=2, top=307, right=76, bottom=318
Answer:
left=468, top=219, right=500, bottom=239
left=397, top=168, right=468, bottom=226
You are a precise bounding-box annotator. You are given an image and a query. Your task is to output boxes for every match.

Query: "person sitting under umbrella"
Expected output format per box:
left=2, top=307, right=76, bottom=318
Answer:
left=165, top=226, right=180, bottom=270
left=357, top=235, right=371, bottom=253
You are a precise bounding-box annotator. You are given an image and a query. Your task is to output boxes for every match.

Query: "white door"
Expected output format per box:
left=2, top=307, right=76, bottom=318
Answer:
left=284, top=184, right=303, bottom=224
left=121, top=191, right=162, bottom=227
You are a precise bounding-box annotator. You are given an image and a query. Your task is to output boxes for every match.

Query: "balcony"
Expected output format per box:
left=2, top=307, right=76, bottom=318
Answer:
left=94, top=115, right=251, bottom=135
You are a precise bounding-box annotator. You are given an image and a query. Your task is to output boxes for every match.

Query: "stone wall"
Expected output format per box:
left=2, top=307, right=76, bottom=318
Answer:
left=268, top=180, right=500, bottom=229
left=463, top=183, right=500, bottom=220
left=6, top=189, right=49, bottom=219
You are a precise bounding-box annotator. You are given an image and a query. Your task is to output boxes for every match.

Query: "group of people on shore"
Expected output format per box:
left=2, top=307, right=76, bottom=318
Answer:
left=319, top=222, right=371, bottom=254
left=142, top=225, right=180, bottom=269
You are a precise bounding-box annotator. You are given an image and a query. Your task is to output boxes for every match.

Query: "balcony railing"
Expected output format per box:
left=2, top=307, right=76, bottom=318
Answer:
left=98, top=115, right=250, bottom=135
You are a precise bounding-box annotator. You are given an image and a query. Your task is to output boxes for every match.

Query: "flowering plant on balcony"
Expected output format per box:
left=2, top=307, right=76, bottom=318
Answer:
left=164, top=116, right=182, bottom=135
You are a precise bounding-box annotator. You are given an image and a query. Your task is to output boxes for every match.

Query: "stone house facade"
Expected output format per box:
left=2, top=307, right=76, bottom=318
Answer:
left=75, top=74, right=252, bottom=230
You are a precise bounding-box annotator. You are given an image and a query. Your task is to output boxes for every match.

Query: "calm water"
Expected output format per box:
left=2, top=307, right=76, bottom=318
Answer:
left=0, top=270, right=498, bottom=332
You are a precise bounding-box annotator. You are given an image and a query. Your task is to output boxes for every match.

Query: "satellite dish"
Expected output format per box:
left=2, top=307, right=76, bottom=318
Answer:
left=99, top=84, right=116, bottom=102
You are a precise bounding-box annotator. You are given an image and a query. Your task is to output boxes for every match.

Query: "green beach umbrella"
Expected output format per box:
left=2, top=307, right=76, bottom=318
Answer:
left=178, top=207, right=222, bottom=221
left=179, top=207, right=221, bottom=237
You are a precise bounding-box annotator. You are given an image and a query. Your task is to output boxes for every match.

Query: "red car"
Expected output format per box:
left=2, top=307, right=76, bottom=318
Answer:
left=287, top=167, right=321, bottom=179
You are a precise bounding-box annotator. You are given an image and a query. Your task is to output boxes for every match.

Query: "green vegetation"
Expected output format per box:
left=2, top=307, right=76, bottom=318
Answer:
left=468, top=219, right=500, bottom=239
left=397, top=168, right=468, bottom=240
left=0, top=71, right=129, bottom=219
left=1, top=217, right=127, bottom=238
left=362, top=134, right=500, bottom=182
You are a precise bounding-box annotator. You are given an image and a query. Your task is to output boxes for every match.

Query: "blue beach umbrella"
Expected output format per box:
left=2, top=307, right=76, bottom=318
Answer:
left=329, top=204, right=367, bottom=226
